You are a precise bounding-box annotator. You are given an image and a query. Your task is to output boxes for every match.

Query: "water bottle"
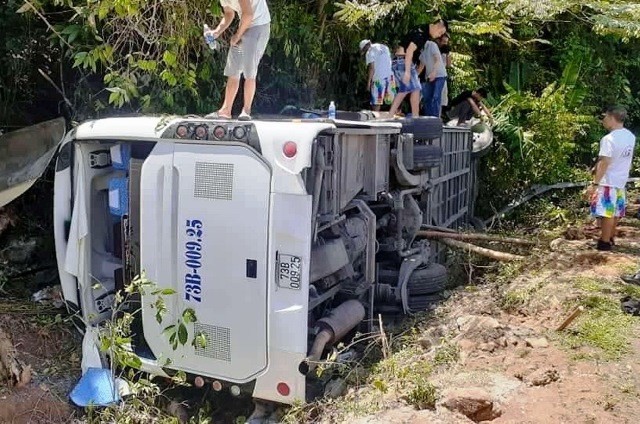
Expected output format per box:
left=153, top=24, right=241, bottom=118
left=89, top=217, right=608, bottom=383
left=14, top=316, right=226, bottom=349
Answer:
left=203, top=24, right=218, bottom=50
left=328, top=101, right=336, bottom=119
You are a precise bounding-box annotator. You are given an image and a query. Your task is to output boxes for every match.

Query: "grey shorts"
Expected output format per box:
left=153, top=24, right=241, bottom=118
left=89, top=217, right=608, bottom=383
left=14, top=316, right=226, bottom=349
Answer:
left=224, top=23, right=270, bottom=79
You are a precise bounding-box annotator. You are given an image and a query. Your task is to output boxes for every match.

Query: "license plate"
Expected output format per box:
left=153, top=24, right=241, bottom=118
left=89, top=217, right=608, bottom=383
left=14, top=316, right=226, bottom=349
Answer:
left=277, top=254, right=302, bottom=290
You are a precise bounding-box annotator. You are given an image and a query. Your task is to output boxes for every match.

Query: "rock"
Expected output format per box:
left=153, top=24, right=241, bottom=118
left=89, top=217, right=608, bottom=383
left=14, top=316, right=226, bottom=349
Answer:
left=457, top=338, right=476, bottom=352
left=324, top=378, right=347, bottom=399
left=525, top=337, right=549, bottom=348
left=456, top=315, right=505, bottom=344
left=508, top=326, right=535, bottom=338
left=478, top=342, right=496, bottom=352
left=418, top=337, right=435, bottom=351
left=457, top=315, right=501, bottom=333
left=440, top=388, right=502, bottom=422
left=1, top=239, right=37, bottom=263
left=526, top=368, right=560, bottom=386
left=166, top=401, right=189, bottom=423
left=498, top=337, right=508, bottom=348
left=32, top=285, right=65, bottom=308
left=247, top=400, right=277, bottom=424
left=0, top=326, right=32, bottom=389
left=564, top=226, right=585, bottom=240
left=549, top=238, right=586, bottom=252
left=0, top=207, right=18, bottom=237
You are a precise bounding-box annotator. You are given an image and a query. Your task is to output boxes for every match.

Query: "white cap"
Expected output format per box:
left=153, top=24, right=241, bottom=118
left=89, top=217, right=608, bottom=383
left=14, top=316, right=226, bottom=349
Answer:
left=359, top=39, right=371, bottom=51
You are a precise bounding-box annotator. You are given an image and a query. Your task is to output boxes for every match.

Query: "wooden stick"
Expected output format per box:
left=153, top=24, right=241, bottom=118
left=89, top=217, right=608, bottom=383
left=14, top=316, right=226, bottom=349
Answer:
left=420, top=224, right=458, bottom=233
left=378, top=314, right=389, bottom=359
left=439, top=238, right=525, bottom=261
left=556, top=306, right=585, bottom=331
left=417, top=230, right=535, bottom=246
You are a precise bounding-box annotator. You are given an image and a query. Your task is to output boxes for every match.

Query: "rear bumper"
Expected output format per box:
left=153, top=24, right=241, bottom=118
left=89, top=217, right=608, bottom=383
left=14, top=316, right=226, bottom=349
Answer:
left=252, top=192, right=312, bottom=403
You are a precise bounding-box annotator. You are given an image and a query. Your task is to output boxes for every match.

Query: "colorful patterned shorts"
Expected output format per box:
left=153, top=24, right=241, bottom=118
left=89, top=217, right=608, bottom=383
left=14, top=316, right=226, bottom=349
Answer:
left=590, top=185, right=626, bottom=218
left=370, top=76, right=397, bottom=106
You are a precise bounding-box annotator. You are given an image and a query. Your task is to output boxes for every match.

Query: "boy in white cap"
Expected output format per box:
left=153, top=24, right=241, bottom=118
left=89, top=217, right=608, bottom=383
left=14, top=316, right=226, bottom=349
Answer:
left=359, top=39, right=396, bottom=112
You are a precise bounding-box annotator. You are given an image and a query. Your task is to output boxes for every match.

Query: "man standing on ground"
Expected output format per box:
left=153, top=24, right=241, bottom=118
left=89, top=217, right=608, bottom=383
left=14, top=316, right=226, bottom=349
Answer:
left=388, top=18, right=447, bottom=118
left=205, top=0, right=270, bottom=120
left=360, top=39, right=396, bottom=112
left=587, top=106, right=636, bottom=251
left=417, top=35, right=446, bottom=116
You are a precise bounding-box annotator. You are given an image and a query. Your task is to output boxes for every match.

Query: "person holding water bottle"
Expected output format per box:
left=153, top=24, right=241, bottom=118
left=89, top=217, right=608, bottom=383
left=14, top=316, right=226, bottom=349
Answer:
left=204, top=0, right=270, bottom=120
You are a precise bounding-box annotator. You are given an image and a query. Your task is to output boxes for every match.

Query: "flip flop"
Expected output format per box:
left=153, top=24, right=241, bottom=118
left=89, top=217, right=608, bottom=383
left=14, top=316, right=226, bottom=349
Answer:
left=204, top=111, right=232, bottom=119
left=621, top=296, right=640, bottom=316
left=621, top=275, right=640, bottom=286
left=238, top=111, right=252, bottom=121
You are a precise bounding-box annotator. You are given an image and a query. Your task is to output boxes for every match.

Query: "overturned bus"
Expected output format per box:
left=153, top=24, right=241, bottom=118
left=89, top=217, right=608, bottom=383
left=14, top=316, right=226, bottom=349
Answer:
left=2, top=114, right=486, bottom=405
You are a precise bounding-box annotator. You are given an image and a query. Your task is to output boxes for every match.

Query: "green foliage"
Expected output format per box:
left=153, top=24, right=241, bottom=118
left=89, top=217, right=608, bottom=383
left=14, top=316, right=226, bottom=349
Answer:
left=91, top=273, right=205, bottom=421
left=0, top=0, right=56, bottom=126
left=5, top=0, right=640, bottom=211
left=433, top=340, right=460, bottom=366
left=406, top=380, right=438, bottom=410
left=478, top=71, right=593, bottom=211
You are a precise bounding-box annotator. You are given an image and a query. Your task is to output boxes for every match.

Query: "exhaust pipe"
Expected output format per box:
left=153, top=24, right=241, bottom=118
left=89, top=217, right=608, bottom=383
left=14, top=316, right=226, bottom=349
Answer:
left=302, top=300, right=365, bottom=374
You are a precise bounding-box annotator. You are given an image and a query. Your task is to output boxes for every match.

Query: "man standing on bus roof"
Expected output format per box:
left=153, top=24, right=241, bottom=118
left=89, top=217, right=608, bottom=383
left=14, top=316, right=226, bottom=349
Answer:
left=359, top=39, right=396, bottom=112
left=417, top=34, right=447, bottom=117
left=205, top=0, right=270, bottom=120
left=388, top=18, right=447, bottom=118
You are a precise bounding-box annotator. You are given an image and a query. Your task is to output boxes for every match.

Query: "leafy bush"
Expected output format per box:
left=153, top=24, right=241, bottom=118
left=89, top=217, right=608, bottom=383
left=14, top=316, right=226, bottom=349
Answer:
left=478, top=73, right=593, bottom=214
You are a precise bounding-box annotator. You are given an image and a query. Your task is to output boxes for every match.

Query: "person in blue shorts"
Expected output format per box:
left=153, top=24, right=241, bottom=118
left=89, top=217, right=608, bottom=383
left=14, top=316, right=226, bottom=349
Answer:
left=387, top=18, right=447, bottom=118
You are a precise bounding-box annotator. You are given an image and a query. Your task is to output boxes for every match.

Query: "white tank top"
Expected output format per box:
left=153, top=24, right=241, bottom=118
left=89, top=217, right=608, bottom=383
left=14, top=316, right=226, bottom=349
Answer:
left=220, top=0, right=271, bottom=27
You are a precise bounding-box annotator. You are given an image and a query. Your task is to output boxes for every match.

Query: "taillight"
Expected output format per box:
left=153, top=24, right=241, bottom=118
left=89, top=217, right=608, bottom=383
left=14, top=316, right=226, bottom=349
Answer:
left=213, top=125, right=226, bottom=139
left=277, top=382, right=290, bottom=396
left=232, top=126, right=246, bottom=139
left=283, top=141, right=297, bottom=158
left=194, top=125, right=208, bottom=139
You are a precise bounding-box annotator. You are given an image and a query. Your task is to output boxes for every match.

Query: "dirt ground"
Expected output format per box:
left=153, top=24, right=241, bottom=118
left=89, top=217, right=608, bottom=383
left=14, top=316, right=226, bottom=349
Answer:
left=2, top=208, right=640, bottom=423
left=309, top=217, right=640, bottom=423
left=0, top=305, right=80, bottom=423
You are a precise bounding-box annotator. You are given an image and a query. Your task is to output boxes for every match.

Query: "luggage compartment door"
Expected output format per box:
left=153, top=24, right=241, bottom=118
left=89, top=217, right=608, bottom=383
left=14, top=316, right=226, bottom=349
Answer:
left=141, top=142, right=271, bottom=381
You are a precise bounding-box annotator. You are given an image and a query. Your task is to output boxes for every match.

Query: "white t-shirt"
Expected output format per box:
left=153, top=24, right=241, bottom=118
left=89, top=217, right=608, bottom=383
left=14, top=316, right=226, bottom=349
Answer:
left=220, top=0, right=270, bottom=27
left=598, top=127, right=636, bottom=188
left=419, top=40, right=446, bottom=78
left=365, top=43, right=393, bottom=81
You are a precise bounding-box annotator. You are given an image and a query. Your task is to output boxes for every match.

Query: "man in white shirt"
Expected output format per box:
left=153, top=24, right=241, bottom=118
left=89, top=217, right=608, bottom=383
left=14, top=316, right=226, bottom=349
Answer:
left=360, top=40, right=396, bottom=111
left=205, top=0, right=270, bottom=120
left=587, top=106, right=636, bottom=250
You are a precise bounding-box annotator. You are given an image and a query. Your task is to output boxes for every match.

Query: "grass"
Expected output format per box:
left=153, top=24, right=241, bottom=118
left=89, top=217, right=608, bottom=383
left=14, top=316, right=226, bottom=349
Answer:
left=282, top=338, right=437, bottom=423
left=561, top=275, right=640, bottom=361
left=433, top=340, right=460, bottom=366
left=613, top=262, right=638, bottom=276
left=406, top=380, right=438, bottom=410
left=620, top=283, right=640, bottom=299
left=494, top=261, right=527, bottom=285
left=563, top=295, right=636, bottom=360
left=371, top=345, right=433, bottom=386
left=572, top=276, right=608, bottom=293
left=500, top=281, right=543, bottom=311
